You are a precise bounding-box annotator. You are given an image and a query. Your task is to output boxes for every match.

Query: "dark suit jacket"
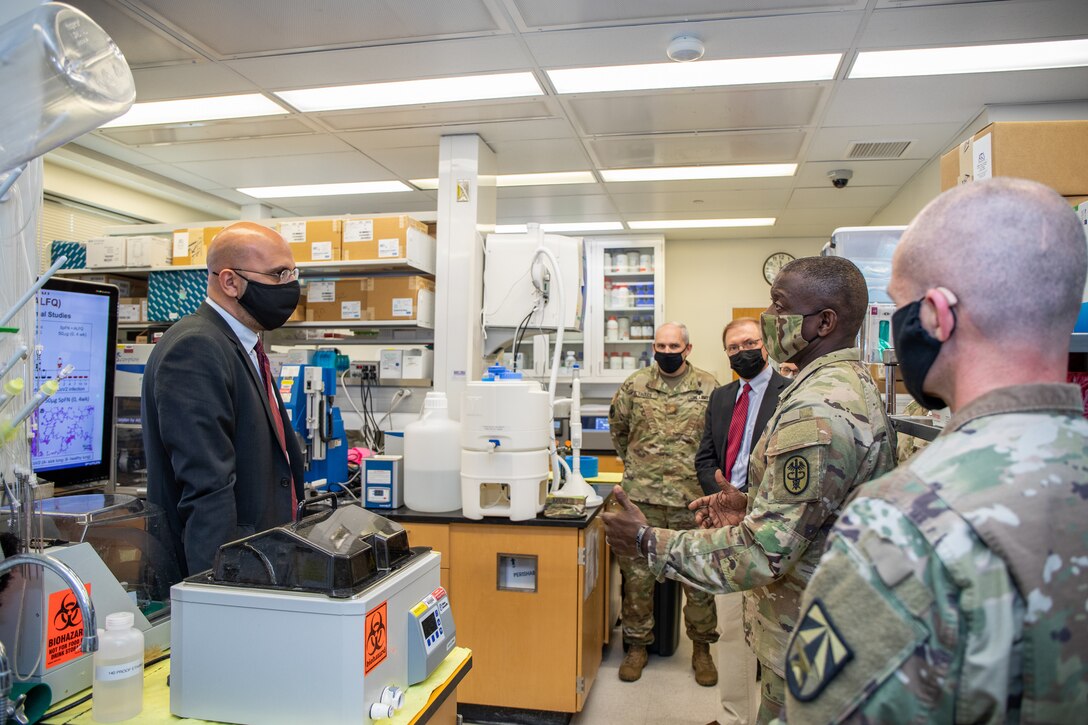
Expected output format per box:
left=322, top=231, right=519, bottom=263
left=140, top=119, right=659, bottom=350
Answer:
left=144, top=303, right=304, bottom=576
left=694, top=368, right=791, bottom=495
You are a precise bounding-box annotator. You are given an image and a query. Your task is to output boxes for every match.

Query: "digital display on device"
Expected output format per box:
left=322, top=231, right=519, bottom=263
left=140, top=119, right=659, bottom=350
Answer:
left=31, top=278, right=117, bottom=485
left=583, top=416, right=610, bottom=432
left=421, top=612, right=438, bottom=639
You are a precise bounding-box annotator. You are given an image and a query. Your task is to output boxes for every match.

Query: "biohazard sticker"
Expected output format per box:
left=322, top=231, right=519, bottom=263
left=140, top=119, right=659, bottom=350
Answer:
left=46, top=584, right=91, bottom=669
left=783, top=455, right=810, bottom=495
left=364, top=602, right=388, bottom=675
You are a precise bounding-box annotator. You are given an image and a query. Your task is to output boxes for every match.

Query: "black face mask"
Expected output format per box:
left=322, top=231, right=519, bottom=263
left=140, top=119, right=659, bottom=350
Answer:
left=891, top=298, right=952, bottom=410
left=654, top=351, right=685, bottom=375
left=728, top=349, right=766, bottom=380
left=237, top=275, right=301, bottom=330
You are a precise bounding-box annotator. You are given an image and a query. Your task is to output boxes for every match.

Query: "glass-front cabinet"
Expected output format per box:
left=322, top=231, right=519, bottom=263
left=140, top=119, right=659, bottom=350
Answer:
left=588, top=236, right=665, bottom=380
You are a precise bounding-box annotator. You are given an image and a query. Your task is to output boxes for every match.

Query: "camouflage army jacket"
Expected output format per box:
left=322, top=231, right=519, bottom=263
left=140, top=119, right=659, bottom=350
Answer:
left=783, top=383, right=1088, bottom=724
left=609, top=363, right=717, bottom=507
left=647, top=348, right=896, bottom=674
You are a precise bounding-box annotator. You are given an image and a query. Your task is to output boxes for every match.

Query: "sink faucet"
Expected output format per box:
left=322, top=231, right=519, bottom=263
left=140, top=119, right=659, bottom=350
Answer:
left=0, top=553, right=97, bottom=725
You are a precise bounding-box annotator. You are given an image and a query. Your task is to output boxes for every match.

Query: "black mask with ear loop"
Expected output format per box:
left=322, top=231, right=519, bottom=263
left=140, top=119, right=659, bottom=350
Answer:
left=236, top=274, right=301, bottom=330
left=891, top=297, right=956, bottom=410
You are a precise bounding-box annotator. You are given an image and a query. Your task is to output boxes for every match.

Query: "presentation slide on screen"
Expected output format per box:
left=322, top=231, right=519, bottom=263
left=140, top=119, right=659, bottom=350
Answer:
left=31, top=288, right=110, bottom=472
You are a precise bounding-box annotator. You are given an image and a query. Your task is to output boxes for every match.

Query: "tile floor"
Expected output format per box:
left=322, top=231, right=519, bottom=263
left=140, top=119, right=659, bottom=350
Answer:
left=569, top=625, right=723, bottom=725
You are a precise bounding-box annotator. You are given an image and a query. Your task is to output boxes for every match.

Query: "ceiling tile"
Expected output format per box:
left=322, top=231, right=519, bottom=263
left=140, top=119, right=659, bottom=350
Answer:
left=172, top=152, right=393, bottom=188
left=336, top=118, right=574, bottom=150
left=567, top=86, right=825, bottom=136
left=490, top=139, right=593, bottom=173
left=787, top=185, right=899, bottom=209
left=317, top=99, right=556, bottom=132
left=510, top=0, right=862, bottom=30
left=497, top=183, right=604, bottom=199
left=227, top=36, right=532, bottom=88
left=806, top=122, right=963, bottom=161
left=523, top=13, right=863, bottom=67
left=273, top=192, right=439, bottom=218
left=139, top=0, right=503, bottom=57
left=363, top=146, right=440, bottom=179
left=497, top=194, right=618, bottom=219
left=794, top=159, right=926, bottom=188
left=610, top=188, right=792, bottom=213
left=131, top=63, right=259, bottom=102
left=775, top=206, right=877, bottom=227
left=135, top=163, right=225, bottom=192
left=133, top=135, right=356, bottom=164
left=96, top=118, right=317, bottom=146
left=590, top=131, right=806, bottom=167
left=67, top=135, right=161, bottom=168
left=67, top=0, right=200, bottom=66
left=602, top=178, right=796, bottom=195
left=864, top=0, right=1088, bottom=48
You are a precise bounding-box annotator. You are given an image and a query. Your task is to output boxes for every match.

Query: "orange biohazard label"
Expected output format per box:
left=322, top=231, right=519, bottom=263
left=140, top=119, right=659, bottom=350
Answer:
left=46, top=584, right=91, bottom=669
left=364, top=602, right=388, bottom=675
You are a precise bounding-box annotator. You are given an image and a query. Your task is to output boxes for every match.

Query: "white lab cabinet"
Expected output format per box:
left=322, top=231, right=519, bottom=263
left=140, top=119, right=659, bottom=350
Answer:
left=530, top=236, right=664, bottom=382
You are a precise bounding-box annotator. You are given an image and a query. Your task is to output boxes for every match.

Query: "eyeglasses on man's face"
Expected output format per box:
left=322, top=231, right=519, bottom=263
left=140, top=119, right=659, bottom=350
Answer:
left=724, top=339, right=762, bottom=355
left=223, top=267, right=300, bottom=284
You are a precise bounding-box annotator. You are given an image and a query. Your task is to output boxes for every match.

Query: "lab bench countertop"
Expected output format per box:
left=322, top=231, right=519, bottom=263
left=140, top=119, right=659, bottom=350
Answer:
left=376, top=481, right=618, bottom=528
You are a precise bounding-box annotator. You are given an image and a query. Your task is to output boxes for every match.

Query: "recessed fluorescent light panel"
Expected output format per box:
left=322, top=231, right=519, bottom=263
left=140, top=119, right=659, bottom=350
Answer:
left=850, top=38, right=1088, bottom=79
left=237, top=181, right=412, bottom=199
left=276, top=72, right=543, bottom=112
left=602, top=164, right=796, bottom=183
left=628, top=218, right=775, bottom=230
left=548, top=54, right=841, bottom=94
left=495, top=222, right=624, bottom=234
left=411, top=171, right=595, bottom=190
left=101, top=94, right=288, bottom=128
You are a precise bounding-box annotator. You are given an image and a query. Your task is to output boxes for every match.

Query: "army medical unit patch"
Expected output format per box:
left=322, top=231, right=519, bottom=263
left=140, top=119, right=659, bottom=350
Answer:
left=783, top=455, right=810, bottom=494
left=787, top=598, right=854, bottom=701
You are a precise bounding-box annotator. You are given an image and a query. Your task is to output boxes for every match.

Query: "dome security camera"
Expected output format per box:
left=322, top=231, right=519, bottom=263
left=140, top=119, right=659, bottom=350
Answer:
left=667, top=35, right=705, bottom=62
left=828, top=169, right=853, bottom=189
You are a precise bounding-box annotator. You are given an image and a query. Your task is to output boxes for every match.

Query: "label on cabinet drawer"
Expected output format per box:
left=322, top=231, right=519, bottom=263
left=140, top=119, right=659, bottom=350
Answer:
left=307, top=280, right=335, bottom=303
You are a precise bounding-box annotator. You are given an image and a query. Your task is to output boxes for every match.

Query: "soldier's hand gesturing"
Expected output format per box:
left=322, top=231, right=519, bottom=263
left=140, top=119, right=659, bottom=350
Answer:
left=689, top=487, right=747, bottom=529
left=602, top=486, right=649, bottom=558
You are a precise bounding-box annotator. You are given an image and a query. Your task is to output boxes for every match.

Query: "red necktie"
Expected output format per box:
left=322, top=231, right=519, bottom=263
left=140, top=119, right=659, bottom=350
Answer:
left=255, top=338, right=296, bottom=518
left=723, top=383, right=752, bottom=483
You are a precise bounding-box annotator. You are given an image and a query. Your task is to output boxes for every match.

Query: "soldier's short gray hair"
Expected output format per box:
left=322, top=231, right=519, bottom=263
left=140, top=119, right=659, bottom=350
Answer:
left=656, top=321, right=690, bottom=345
left=896, top=178, right=1087, bottom=338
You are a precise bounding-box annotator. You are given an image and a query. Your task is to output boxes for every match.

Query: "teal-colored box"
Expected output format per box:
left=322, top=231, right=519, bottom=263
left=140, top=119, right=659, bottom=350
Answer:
left=148, top=270, right=206, bottom=322
left=50, top=241, right=86, bottom=269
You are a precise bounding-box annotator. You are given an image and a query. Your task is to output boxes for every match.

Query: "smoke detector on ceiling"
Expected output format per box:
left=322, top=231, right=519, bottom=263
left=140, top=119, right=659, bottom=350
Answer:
left=667, top=35, right=705, bottom=62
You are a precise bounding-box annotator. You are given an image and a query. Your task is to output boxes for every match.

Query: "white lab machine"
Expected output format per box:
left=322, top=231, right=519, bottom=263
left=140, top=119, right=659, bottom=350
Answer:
left=460, top=370, right=552, bottom=521
left=170, top=500, right=454, bottom=725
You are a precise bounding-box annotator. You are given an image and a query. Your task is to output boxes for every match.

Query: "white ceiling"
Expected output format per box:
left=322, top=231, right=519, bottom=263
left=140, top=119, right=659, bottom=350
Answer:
left=60, top=0, right=1088, bottom=240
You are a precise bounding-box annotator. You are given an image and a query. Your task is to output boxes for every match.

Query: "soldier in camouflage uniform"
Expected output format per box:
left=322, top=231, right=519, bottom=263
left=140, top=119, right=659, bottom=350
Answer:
left=609, top=321, right=719, bottom=685
left=783, top=178, right=1088, bottom=723
left=603, top=256, right=897, bottom=723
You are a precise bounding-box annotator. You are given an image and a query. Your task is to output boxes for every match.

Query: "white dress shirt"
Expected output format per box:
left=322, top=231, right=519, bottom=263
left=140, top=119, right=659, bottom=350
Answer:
left=205, top=297, right=262, bottom=383
left=729, top=363, right=773, bottom=487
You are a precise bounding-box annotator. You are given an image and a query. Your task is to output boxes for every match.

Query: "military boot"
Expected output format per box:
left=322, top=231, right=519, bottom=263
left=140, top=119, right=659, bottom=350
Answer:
left=619, top=645, right=648, bottom=682
left=692, top=641, right=717, bottom=686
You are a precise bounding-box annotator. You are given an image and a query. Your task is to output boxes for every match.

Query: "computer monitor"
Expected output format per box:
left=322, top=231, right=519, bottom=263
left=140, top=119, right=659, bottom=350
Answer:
left=31, top=277, right=118, bottom=486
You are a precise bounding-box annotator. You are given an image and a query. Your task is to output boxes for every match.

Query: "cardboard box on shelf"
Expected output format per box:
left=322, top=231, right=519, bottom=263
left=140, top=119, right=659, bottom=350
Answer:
left=86, top=237, right=127, bottom=268
left=287, top=298, right=306, bottom=323
left=366, top=275, right=435, bottom=324
left=278, top=220, right=343, bottom=263
left=942, top=121, right=1088, bottom=194
left=172, top=227, right=222, bottom=266
left=341, top=216, right=435, bottom=267
left=125, top=235, right=172, bottom=267
left=118, top=297, right=148, bottom=323
left=303, top=279, right=373, bottom=323
left=50, top=241, right=86, bottom=269
left=78, top=274, right=147, bottom=297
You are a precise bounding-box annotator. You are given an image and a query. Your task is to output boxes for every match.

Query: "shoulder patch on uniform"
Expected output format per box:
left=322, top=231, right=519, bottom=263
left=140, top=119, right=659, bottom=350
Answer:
left=786, top=598, right=854, bottom=702
left=783, top=455, right=810, bottom=495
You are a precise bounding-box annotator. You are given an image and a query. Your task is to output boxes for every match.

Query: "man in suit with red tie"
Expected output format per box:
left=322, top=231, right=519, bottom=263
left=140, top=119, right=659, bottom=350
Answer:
left=694, top=317, right=790, bottom=725
left=145, top=222, right=305, bottom=577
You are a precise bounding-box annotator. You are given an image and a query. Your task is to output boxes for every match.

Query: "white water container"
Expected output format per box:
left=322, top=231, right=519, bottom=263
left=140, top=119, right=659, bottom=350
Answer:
left=404, top=392, right=462, bottom=512
left=92, top=612, right=144, bottom=723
